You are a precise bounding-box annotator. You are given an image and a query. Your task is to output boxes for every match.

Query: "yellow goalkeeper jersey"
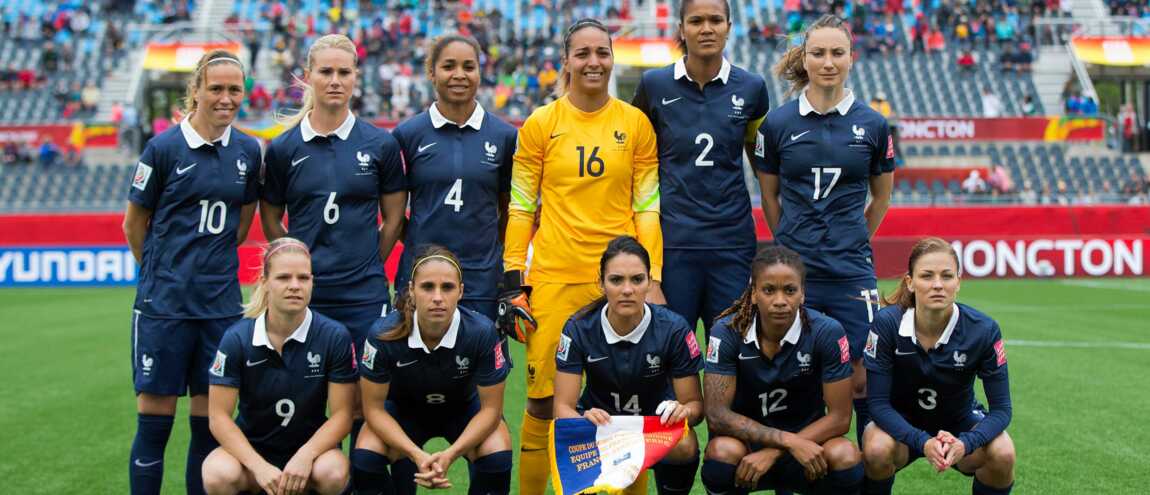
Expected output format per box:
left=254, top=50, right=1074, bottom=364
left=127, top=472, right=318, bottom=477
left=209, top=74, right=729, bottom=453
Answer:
left=505, top=95, right=662, bottom=284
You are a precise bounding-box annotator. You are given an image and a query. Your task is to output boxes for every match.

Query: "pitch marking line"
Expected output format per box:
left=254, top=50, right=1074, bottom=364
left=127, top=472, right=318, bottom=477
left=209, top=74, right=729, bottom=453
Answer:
left=1008, top=339, right=1150, bottom=350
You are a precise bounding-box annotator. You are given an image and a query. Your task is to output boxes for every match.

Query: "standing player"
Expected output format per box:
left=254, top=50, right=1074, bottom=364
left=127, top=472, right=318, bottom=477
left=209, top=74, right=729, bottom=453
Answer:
left=701, top=245, right=863, bottom=494
left=753, top=14, right=895, bottom=443
left=202, top=237, right=356, bottom=495
left=353, top=246, right=512, bottom=494
left=631, top=0, right=769, bottom=333
left=391, top=34, right=517, bottom=321
left=862, top=238, right=1014, bottom=495
left=501, top=18, right=664, bottom=495
left=123, top=50, right=260, bottom=495
left=553, top=236, right=703, bottom=495
left=260, top=33, right=406, bottom=354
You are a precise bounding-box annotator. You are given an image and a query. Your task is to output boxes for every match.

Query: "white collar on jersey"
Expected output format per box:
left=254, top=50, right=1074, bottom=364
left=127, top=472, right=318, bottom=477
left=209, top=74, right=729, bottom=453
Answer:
left=673, top=56, right=731, bottom=84
left=898, top=304, right=961, bottom=349
left=798, top=87, right=856, bottom=116
left=429, top=101, right=486, bottom=130
left=253, top=308, right=313, bottom=349
left=744, top=312, right=802, bottom=349
left=180, top=115, right=232, bottom=148
left=300, top=110, right=356, bottom=142
left=601, top=303, right=653, bottom=345
left=409, top=308, right=462, bottom=353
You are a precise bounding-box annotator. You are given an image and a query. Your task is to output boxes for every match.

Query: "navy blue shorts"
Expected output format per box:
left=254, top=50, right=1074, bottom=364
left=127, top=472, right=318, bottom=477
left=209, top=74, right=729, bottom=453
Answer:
left=903, top=405, right=988, bottom=468
left=804, top=277, right=879, bottom=359
left=131, top=312, right=240, bottom=396
left=314, top=301, right=389, bottom=355
left=385, top=399, right=481, bottom=447
left=663, top=247, right=755, bottom=334
left=719, top=440, right=849, bottom=494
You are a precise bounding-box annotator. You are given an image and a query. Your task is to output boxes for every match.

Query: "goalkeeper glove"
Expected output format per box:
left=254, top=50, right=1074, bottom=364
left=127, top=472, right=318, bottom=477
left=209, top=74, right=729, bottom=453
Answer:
left=497, top=270, right=536, bottom=343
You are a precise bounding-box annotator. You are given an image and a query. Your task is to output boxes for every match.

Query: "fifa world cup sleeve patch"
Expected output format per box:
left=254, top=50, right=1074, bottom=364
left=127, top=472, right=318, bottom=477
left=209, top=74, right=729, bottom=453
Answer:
left=706, top=336, right=721, bottom=364
left=838, top=336, right=851, bottom=363
left=686, top=332, right=701, bottom=359
left=864, top=331, right=878, bottom=359
left=209, top=351, right=226, bottom=377
left=754, top=131, right=765, bottom=158
left=886, top=134, right=896, bottom=159
left=361, top=341, right=377, bottom=370
left=494, top=341, right=506, bottom=370
left=132, top=162, right=153, bottom=191
left=556, top=334, right=571, bottom=362
left=994, top=339, right=1007, bottom=366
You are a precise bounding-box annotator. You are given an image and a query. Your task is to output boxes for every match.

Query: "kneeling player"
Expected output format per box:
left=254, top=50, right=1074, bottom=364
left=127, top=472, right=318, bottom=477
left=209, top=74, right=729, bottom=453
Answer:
left=203, top=238, right=356, bottom=495
left=553, top=236, right=704, bottom=495
left=353, top=246, right=512, bottom=494
left=702, top=245, right=863, bottom=494
left=862, top=237, right=1014, bottom=495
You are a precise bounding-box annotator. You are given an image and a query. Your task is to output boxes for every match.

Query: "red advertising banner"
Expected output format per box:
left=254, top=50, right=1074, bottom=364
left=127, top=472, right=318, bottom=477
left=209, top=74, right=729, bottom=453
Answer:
left=898, top=117, right=1104, bottom=142
left=0, top=123, right=119, bottom=149
left=873, top=236, right=1148, bottom=278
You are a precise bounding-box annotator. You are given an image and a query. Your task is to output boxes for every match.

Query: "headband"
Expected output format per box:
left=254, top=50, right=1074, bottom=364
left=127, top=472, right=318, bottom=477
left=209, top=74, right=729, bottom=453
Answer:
left=266, top=239, right=310, bottom=261
left=411, top=254, right=462, bottom=281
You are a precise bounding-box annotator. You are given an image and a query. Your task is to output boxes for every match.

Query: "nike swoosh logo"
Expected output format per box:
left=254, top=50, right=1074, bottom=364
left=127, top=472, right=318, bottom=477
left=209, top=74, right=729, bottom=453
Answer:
left=738, top=353, right=759, bottom=360
left=895, top=349, right=917, bottom=356
left=134, top=459, right=162, bottom=468
left=587, top=356, right=609, bottom=363
left=246, top=359, right=268, bottom=367
left=176, top=163, right=197, bottom=175
left=790, top=130, right=811, bottom=141
left=661, top=97, right=682, bottom=105
left=417, top=143, right=437, bottom=153
left=291, top=155, right=310, bottom=167
left=397, top=360, right=418, bottom=368
left=550, top=132, right=565, bottom=139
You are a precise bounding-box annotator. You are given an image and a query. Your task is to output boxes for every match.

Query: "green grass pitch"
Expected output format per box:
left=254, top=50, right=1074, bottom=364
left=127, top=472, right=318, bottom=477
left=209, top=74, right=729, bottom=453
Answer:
left=2, top=279, right=1149, bottom=493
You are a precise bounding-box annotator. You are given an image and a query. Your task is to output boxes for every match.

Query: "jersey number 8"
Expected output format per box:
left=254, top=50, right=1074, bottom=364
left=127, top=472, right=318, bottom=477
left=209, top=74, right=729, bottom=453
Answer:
left=426, top=393, right=447, bottom=404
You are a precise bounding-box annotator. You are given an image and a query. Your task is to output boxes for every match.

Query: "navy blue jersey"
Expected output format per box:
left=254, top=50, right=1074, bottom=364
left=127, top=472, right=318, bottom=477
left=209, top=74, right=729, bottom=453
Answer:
left=556, top=303, right=703, bottom=415
left=864, top=303, right=1011, bottom=454
left=261, top=114, right=405, bottom=307
left=705, top=309, right=852, bottom=433
left=632, top=59, right=769, bottom=250
left=209, top=310, right=357, bottom=453
left=128, top=120, right=261, bottom=319
left=360, top=307, right=509, bottom=409
left=753, top=92, right=895, bottom=280
left=391, top=103, right=516, bottom=299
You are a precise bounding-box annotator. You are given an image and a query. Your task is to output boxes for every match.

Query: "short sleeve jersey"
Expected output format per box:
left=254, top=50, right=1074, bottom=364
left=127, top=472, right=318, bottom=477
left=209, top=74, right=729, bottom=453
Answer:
left=556, top=304, right=702, bottom=415
left=128, top=120, right=261, bottom=318
left=209, top=310, right=357, bottom=453
left=507, top=96, right=660, bottom=284
left=261, top=114, right=405, bottom=306
left=632, top=59, right=769, bottom=250
left=705, top=310, right=852, bottom=432
left=359, top=308, right=509, bottom=410
left=863, top=303, right=1010, bottom=428
left=754, top=93, right=895, bottom=280
left=391, top=104, right=517, bottom=299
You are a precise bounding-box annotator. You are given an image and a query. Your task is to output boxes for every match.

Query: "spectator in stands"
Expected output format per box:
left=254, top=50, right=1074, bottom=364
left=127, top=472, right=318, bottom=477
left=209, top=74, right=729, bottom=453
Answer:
left=1016, top=42, right=1034, bottom=73
left=1122, top=171, right=1148, bottom=198
left=1120, top=103, right=1138, bottom=151
left=926, top=27, right=946, bottom=54
left=981, top=86, right=1003, bottom=117
left=41, top=41, right=60, bottom=73
left=38, top=138, right=60, bottom=168
left=0, top=64, right=16, bottom=90
left=962, top=170, right=987, bottom=194
left=956, top=50, right=976, bottom=73
left=987, top=165, right=1014, bottom=194
left=1080, top=92, right=1099, bottom=115
left=1022, top=94, right=1039, bottom=115
left=81, top=82, right=101, bottom=114
left=17, top=66, right=38, bottom=90
left=1, top=141, right=22, bottom=165
left=1019, top=181, right=1038, bottom=205
left=1055, top=179, right=1072, bottom=205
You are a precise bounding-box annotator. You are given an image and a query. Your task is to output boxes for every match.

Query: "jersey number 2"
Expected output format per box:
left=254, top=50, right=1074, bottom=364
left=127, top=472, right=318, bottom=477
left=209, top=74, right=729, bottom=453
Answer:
left=694, top=133, right=715, bottom=166
left=811, top=167, right=842, bottom=200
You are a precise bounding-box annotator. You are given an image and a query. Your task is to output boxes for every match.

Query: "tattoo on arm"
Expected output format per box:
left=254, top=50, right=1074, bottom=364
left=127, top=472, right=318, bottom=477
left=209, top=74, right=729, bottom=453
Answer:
left=704, top=373, right=789, bottom=449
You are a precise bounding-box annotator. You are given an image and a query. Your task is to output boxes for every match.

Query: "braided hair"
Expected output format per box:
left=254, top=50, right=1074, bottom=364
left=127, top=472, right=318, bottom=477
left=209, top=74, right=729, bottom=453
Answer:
left=714, top=244, right=810, bottom=339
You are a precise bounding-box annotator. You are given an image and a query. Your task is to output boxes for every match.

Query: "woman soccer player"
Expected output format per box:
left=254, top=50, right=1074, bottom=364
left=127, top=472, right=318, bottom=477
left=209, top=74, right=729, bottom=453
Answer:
left=123, top=50, right=261, bottom=495
left=701, top=245, right=863, bottom=494
left=501, top=18, right=664, bottom=494
left=631, top=0, right=769, bottom=333
left=554, top=236, right=703, bottom=495
left=862, top=238, right=1014, bottom=495
left=753, top=14, right=895, bottom=441
left=353, top=246, right=512, bottom=494
left=391, top=34, right=517, bottom=321
left=202, top=238, right=356, bottom=495
left=260, top=33, right=406, bottom=353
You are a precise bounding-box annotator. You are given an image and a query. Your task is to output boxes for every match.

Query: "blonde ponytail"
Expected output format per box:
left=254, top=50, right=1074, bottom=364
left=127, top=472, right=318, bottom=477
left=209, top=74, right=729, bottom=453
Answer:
left=276, top=34, right=359, bottom=129
left=184, top=50, right=245, bottom=115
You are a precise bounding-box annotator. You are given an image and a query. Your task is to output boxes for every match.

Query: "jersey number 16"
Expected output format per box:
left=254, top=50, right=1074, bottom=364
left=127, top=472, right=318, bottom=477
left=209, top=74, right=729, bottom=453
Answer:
left=577, top=146, right=605, bottom=177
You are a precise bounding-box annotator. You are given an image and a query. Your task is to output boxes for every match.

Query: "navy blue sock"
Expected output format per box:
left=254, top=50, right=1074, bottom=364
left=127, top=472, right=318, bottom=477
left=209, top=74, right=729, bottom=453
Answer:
left=129, top=413, right=174, bottom=495
left=973, top=477, right=1013, bottom=495
left=468, top=450, right=512, bottom=495
left=389, top=457, right=418, bottom=495
left=815, top=462, right=863, bottom=495
left=862, top=474, right=895, bottom=495
left=351, top=418, right=365, bottom=451
left=654, top=453, right=699, bottom=495
left=854, top=398, right=870, bottom=448
left=700, top=459, right=747, bottom=495
left=186, top=415, right=216, bottom=495
left=351, top=448, right=394, bottom=495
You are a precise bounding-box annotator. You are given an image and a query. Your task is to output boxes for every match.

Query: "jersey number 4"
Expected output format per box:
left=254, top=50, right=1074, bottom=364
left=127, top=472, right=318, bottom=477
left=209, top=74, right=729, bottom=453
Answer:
left=811, top=167, right=842, bottom=200
left=577, top=146, right=605, bottom=177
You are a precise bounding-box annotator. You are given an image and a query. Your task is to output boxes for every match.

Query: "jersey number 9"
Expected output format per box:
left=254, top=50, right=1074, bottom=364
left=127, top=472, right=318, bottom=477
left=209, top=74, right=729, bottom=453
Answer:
left=577, top=146, right=605, bottom=177
left=275, top=398, right=295, bottom=427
